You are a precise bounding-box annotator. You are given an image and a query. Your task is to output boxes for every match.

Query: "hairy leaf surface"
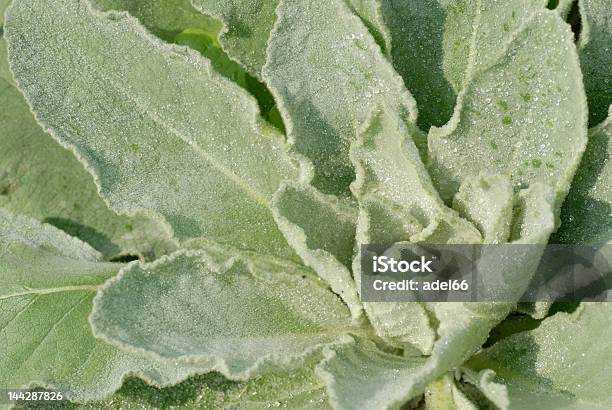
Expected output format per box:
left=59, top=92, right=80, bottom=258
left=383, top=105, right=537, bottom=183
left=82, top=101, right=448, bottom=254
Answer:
left=578, top=0, right=612, bottom=126
left=190, top=0, right=389, bottom=79
left=0, top=210, right=199, bottom=402
left=468, top=303, right=612, bottom=409
left=458, top=369, right=509, bottom=410
left=91, top=250, right=356, bottom=380
left=21, top=365, right=330, bottom=410
left=349, top=105, right=481, bottom=352
left=189, top=0, right=278, bottom=79
left=0, top=40, right=175, bottom=260
left=554, top=107, right=612, bottom=244
left=379, top=0, right=547, bottom=130
left=93, top=0, right=222, bottom=42
left=323, top=183, right=556, bottom=409
left=4, top=0, right=300, bottom=261
left=272, top=183, right=363, bottom=319
left=263, top=0, right=417, bottom=197
left=453, top=173, right=514, bottom=244
left=428, top=11, right=587, bottom=205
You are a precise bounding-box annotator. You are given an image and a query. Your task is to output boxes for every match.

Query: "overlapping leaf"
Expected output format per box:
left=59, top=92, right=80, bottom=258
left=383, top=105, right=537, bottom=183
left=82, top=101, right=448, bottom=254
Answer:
left=272, top=183, right=363, bottom=319
left=190, top=0, right=390, bottom=79
left=4, top=0, right=300, bottom=261
left=428, top=10, right=588, bottom=205
left=423, top=373, right=479, bottom=410
left=349, top=105, right=481, bottom=352
left=578, top=0, right=612, bottom=125
left=467, top=303, right=612, bottom=409
left=91, top=0, right=284, bottom=130
left=0, top=39, right=175, bottom=260
left=91, top=249, right=358, bottom=380
left=554, top=106, right=612, bottom=244
left=93, top=0, right=222, bottom=43
left=0, top=210, right=200, bottom=402
left=321, top=181, right=556, bottom=409
left=22, top=364, right=330, bottom=409
left=263, top=0, right=418, bottom=197
left=189, top=0, right=278, bottom=80
left=453, top=173, right=514, bottom=244
left=379, top=0, right=547, bottom=130
left=458, top=369, right=509, bottom=409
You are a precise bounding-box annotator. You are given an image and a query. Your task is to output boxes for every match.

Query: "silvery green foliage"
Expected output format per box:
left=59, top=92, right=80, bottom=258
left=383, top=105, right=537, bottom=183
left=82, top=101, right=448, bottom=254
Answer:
left=0, top=0, right=610, bottom=408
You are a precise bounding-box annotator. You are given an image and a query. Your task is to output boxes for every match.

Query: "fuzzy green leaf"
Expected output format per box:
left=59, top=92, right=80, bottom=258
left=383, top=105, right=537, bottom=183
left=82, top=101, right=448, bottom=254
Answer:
left=379, top=0, right=547, bottom=130
left=4, top=0, right=300, bottom=261
left=0, top=39, right=176, bottom=260
left=578, top=0, right=612, bottom=126
left=110, top=366, right=331, bottom=410
left=0, top=210, right=199, bottom=402
left=93, top=0, right=282, bottom=130
left=467, top=303, right=612, bottom=409
left=272, top=183, right=363, bottom=319
left=458, top=369, right=509, bottom=410
left=93, top=0, right=222, bottom=43
left=263, top=0, right=417, bottom=197
left=554, top=106, right=612, bottom=244
left=453, top=173, right=514, bottom=244
left=351, top=106, right=482, bottom=247
left=320, top=183, right=556, bottom=409
left=349, top=105, right=481, bottom=352
left=91, top=249, right=356, bottom=380
left=346, top=0, right=392, bottom=55
left=190, top=0, right=389, bottom=80
left=22, top=365, right=330, bottom=410
left=428, top=10, right=588, bottom=205
left=189, top=0, right=279, bottom=79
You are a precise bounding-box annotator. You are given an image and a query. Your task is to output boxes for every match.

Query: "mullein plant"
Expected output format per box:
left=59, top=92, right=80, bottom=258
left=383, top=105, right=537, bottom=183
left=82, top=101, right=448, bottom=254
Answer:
left=0, top=0, right=610, bottom=408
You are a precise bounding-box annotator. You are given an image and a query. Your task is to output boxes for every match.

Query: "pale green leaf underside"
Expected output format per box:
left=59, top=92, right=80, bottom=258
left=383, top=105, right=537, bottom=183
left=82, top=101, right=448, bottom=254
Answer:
left=428, top=10, right=587, bottom=205
left=0, top=210, right=200, bottom=402
left=554, top=106, right=612, bottom=244
left=453, top=173, right=514, bottom=244
left=272, top=183, right=363, bottom=319
left=263, top=0, right=417, bottom=197
left=468, top=303, right=612, bottom=409
left=578, top=0, right=612, bottom=126
left=91, top=250, right=355, bottom=380
left=0, top=39, right=176, bottom=260
left=379, top=0, right=547, bottom=130
left=5, top=0, right=300, bottom=261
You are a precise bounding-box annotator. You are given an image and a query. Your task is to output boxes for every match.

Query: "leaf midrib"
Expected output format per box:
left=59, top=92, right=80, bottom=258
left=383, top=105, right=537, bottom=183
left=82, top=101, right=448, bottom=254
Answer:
left=108, top=79, right=272, bottom=209
left=0, top=285, right=99, bottom=301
